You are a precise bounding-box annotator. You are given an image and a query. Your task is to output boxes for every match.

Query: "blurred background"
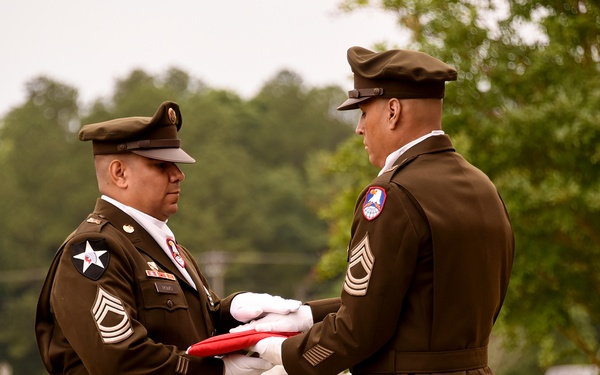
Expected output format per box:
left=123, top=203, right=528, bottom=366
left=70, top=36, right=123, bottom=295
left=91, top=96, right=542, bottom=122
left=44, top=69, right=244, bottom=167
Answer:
left=0, top=0, right=599, bottom=374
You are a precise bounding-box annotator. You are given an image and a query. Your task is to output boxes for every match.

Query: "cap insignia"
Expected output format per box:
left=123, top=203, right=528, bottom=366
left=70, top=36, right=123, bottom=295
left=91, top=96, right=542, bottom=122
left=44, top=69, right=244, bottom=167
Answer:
left=168, top=107, right=177, bottom=124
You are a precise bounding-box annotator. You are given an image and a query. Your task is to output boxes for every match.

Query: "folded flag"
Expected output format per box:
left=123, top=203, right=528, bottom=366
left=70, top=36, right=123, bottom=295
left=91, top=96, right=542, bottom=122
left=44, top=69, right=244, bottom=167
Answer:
left=186, top=329, right=300, bottom=357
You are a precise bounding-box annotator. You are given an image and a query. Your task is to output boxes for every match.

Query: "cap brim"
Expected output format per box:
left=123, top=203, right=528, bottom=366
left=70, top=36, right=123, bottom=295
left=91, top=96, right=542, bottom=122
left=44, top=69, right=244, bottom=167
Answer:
left=132, top=148, right=196, bottom=164
left=336, top=96, right=372, bottom=111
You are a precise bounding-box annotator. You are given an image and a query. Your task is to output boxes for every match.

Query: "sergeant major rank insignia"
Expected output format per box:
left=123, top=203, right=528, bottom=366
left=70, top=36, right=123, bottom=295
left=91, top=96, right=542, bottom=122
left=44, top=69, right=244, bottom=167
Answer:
left=362, top=186, right=386, bottom=220
left=71, top=238, right=110, bottom=280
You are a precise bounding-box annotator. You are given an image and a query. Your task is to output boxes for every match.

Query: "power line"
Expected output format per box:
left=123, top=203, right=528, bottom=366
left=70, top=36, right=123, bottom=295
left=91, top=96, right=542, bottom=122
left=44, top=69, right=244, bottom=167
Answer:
left=197, top=251, right=317, bottom=297
left=0, top=268, right=47, bottom=284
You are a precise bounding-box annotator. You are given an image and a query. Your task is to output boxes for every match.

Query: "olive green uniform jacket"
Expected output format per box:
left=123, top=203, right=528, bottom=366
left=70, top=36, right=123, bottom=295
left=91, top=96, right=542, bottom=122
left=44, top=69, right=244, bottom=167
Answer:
left=35, top=199, right=241, bottom=374
left=282, top=135, right=514, bottom=375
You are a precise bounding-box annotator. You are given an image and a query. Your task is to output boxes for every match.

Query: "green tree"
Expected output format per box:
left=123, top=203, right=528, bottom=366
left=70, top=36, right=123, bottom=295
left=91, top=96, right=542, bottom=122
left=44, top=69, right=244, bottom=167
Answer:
left=75, top=67, right=354, bottom=299
left=313, top=0, right=600, bottom=371
left=244, top=70, right=352, bottom=168
left=172, top=71, right=354, bottom=297
left=0, top=77, right=91, bottom=373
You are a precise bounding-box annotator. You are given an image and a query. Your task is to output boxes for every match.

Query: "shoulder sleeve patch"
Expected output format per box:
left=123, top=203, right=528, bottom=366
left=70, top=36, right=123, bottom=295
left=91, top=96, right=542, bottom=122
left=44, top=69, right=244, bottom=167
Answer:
left=70, top=239, right=110, bottom=280
left=343, top=233, right=375, bottom=297
left=362, top=186, right=387, bottom=221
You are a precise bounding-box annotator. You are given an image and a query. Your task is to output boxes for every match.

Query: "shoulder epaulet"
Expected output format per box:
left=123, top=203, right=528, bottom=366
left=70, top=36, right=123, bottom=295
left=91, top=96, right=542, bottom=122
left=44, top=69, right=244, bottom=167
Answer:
left=76, top=214, right=109, bottom=234
left=54, top=214, right=107, bottom=254
left=379, top=155, right=419, bottom=183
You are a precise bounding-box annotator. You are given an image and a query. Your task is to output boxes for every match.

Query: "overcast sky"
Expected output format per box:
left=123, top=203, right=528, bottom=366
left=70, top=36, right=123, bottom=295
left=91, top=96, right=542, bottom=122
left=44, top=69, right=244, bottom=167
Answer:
left=1, top=0, right=410, bottom=117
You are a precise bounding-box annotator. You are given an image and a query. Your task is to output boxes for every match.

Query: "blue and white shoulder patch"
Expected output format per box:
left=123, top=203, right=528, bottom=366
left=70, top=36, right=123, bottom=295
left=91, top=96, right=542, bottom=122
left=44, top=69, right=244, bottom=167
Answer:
left=362, top=186, right=387, bottom=221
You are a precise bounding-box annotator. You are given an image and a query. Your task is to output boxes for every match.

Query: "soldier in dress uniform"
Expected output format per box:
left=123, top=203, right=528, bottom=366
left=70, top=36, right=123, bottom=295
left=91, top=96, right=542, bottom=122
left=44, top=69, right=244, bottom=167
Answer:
left=35, top=101, right=303, bottom=375
left=239, top=47, right=515, bottom=375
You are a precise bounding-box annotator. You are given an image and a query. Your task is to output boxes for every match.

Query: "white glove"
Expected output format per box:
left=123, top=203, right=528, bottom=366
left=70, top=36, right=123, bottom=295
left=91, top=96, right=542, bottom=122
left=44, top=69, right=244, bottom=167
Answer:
left=230, top=293, right=302, bottom=323
left=263, top=365, right=287, bottom=375
left=222, top=354, right=274, bottom=375
left=231, top=305, right=313, bottom=333
left=249, top=336, right=285, bottom=365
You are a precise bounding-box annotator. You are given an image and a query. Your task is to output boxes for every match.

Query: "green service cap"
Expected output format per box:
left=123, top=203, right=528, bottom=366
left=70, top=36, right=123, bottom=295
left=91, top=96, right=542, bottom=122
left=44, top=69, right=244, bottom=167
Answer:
left=78, top=101, right=195, bottom=163
left=337, top=46, right=458, bottom=111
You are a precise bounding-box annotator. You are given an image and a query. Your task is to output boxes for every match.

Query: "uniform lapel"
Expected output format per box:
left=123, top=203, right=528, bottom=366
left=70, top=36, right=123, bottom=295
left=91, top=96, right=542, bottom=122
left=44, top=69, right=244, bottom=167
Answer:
left=94, top=199, right=197, bottom=291
left=182, top=251, right=204, bottom=292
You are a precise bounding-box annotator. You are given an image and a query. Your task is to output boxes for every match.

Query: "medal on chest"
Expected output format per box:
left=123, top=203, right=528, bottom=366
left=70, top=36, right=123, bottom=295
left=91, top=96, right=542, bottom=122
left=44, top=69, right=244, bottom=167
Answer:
left=166, top=238, right=186, bottom=268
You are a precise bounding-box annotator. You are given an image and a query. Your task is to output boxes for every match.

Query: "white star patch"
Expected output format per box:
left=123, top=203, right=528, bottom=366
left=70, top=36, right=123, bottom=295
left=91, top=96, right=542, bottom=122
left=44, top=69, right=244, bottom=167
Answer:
left=74, top=241, right=107, bottom=273
left=70, top=238, right=110, bottom=280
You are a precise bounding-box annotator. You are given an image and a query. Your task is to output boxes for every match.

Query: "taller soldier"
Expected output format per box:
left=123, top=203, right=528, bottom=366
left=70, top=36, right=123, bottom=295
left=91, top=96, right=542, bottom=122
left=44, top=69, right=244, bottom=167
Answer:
left=35, top=101, right=302, bottom=375
left=242, top=47, right=515, bottom=375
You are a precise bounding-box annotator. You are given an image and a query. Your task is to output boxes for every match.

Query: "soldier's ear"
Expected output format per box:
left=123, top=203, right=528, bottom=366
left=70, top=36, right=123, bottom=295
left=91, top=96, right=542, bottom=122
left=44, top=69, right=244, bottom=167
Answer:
left=108, top=158, right=129, bottom=189
left=387, top=98, right=401, bottom=129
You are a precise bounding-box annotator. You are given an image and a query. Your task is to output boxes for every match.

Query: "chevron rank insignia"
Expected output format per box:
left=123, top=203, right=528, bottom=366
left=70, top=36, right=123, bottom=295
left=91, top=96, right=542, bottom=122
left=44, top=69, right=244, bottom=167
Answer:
left=92, top=286, right=133, bottom=344
left=303, top=344, right=334, bottom=366
left=343, top=233, right=375, bottom=296
left=71, top=239, right=110, bottom=280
